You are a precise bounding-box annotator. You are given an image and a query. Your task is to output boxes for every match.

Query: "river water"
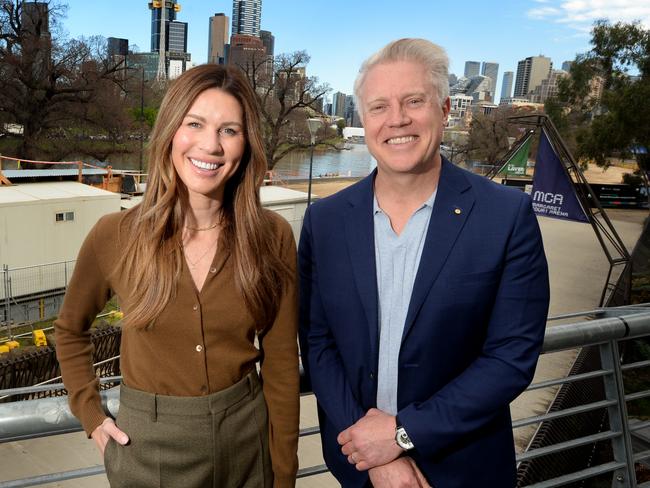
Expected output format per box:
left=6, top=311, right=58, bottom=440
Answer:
left=83, top=142, right=376, bottom=179
left=272, top=143, right=376, bottom=180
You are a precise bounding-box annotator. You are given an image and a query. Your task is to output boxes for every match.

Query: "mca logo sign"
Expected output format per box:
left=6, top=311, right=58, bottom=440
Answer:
left=533, top=191, right=564, bottom=205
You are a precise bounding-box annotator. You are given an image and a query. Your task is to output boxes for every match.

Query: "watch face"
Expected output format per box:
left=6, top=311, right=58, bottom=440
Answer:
left=396, top=427, right=414, bottom=450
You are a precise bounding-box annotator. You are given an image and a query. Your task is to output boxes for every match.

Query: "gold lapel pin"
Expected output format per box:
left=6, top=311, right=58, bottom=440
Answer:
left=454, top=208, right=462, bottom=215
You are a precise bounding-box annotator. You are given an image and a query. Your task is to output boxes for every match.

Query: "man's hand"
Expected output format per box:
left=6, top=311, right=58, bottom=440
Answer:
left=368, top=456, right=431, bottom=488
left=338, top=408, right=403, bottom=471
left=91, top=417, right=129, bottom=456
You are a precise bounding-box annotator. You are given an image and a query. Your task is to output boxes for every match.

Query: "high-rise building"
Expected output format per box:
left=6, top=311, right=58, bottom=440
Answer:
left=332, top=92, right=346, bottom=118
left=500, top=71, right=513, bottom=102
left=481, top=61, right=499, bottom=99
left=228, top=34, right=268, bottom=77
left=208, top=13, right=229, bottom=64
left=168, top=21, right=187, bottom=54
left=107, top=37, right=129, bottom=57
left=464, top=61, right=480, bottom=78
left=466, top=75, right=492, bottom=103
left=232, top=0, right=262, bottom=37
left=514, top=55, right=552, bottom=99
left=344, top=95, right=356, bottom=126
left=149, top=1, right=190, bottom=79
left=150, top=1, right=178, bottom=52
left=529, top=69, right=568, bottom=104
left=128, top=52, right=160, bottom=81
left=561, top=60, right=573, bottom=73
left=260, top=30, right=274, bottom=56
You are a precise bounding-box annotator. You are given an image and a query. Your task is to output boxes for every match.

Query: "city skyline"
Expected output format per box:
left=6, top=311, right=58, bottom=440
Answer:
left=61, top=0, right=649, bottom=100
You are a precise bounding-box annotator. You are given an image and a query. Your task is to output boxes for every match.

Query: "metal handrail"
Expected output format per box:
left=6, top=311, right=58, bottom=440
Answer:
left=2, top=308, right=650, bottom=487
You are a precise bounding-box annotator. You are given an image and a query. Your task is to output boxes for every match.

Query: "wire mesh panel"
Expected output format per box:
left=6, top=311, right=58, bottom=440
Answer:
left=0, top=261, right=75, bottom=324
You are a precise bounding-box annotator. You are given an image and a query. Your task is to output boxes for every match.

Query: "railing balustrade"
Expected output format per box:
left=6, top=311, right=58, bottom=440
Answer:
left=2, top=305, right=650, bottom=487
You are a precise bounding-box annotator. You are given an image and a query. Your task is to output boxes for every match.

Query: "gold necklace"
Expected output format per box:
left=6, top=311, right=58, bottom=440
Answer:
left=185, top=221, right=219, bottom=231
left=184, top=237, right=219, bottom=269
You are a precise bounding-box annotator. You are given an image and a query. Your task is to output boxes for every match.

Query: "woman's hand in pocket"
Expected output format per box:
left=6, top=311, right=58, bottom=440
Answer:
left=91, top=417, right=129, bottom=455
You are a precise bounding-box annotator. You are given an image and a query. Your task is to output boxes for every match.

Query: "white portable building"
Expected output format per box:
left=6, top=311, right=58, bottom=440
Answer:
left=0, top=182, right=120, bottom=301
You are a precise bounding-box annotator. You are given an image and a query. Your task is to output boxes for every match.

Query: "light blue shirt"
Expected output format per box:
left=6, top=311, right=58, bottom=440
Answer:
left=374, top=190, right=436, bottom=415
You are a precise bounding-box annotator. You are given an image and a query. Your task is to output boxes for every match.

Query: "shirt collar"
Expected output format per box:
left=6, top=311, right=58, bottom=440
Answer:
left=373, top=188, right=437, bottom=215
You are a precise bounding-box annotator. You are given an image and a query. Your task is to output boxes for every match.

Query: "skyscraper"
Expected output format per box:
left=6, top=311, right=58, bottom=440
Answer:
left=529, top=70, right=568, bottom=103
left=107, top=37, right=129, bottom=57
left=168, top=21, right=187, bottom=54
left=464, top=61, right=480, bottom=78
left=514, top=55, right=552, bottom=98
left=500, top=71, right=513, bottom=102
left=228, top=34, right=267, bottom=74
left=332, top=92, right=346, bottom=118
left=561, top=60, right=573, bottom=72
left=148, top=1, right=190, bottom=80
left=232, top=0, right=262, bottom=37
left=481, top=61, right=499, bottom=100
left=150, top=1, right=177, bottom=52
left=260, top=30, right=274, bottom=56
left=208, top=13, right=229, bottom=64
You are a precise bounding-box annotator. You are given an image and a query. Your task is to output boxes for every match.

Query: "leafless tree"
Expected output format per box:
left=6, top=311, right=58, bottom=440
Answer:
left=236, top=50, right=330, bottom=169
left=0, top=0, right=128, bottom=161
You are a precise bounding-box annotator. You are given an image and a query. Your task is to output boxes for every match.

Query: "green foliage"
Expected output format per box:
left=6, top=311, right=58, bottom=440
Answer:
left=130, top=106, right=159, bottom=129
left=335, top=118, right=346, bottom=137
left=549, top=20, right=650, bottom=170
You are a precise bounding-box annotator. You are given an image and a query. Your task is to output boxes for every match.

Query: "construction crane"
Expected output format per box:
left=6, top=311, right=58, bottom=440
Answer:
left=148, top=1, right=182, bottom=82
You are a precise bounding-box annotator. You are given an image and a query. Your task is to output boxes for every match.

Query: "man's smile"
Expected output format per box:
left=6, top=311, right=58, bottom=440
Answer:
left=386, top=136, right=418, bottom=145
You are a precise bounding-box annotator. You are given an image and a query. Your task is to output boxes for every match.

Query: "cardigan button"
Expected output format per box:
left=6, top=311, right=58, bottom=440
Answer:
left=195, top=345, right=203, bottom=352
left=192, top=304, right=199, bottom=311
left=210, top=267, right=217, bottom=273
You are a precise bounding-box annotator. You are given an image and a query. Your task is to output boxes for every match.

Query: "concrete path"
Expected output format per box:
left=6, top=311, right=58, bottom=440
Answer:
left=0, top=177, right=646, bottom=486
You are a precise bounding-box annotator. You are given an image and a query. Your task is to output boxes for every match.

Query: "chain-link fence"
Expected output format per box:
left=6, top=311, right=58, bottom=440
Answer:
left=1, top=261, right=76, bottom=325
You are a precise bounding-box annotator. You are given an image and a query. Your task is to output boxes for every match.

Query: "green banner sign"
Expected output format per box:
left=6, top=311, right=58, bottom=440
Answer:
left=502, top=137, right=531, bottom=176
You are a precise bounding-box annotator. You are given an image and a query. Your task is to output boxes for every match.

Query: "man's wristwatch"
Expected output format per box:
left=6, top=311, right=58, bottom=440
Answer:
left=395, top=416, right=415, bottom=451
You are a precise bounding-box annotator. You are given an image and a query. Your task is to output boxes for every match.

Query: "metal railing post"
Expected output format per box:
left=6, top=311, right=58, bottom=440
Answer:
left=7, top=274, right=12, bottom=327
left=2, top=264, right=8, bottom=324
left=600, top=340, right=637, bottom=487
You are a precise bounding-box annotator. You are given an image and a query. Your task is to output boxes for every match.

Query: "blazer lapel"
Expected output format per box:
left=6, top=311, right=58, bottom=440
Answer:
left=402, top=160, right=475, bottom=341
left=343, top=173, right=379, bottom=362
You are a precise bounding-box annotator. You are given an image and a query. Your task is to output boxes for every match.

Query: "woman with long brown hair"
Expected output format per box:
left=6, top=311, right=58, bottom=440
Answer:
left=55, top=64, right=299, bottom=487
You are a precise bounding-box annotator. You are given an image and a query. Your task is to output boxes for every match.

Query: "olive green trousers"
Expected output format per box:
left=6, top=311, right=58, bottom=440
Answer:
left=104, top=371, right=272, bottom=487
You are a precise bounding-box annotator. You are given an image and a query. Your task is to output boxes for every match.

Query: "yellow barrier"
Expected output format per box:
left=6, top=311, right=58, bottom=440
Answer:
left=33, top=330, right=47, bottom=347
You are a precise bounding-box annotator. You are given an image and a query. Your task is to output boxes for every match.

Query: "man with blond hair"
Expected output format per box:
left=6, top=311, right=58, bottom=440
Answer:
left=299, top=38, right=549, bottom=487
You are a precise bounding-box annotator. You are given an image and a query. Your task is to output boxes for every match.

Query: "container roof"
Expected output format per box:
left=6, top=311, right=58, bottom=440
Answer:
left=0, top=182, right=118, bottom=205
left=260, top=185, right=309, bottom=204
left=2, top=169, right=108, bottom=179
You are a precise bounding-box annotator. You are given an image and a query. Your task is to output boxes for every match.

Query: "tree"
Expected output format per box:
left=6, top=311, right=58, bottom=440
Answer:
left=335, top=118, right=346, bottom=137
left=547, top=20, right=650, bottom=175
left=0, top=0, right=128, bottom=161
left=465, top=107, right=538, bottom=166
left=236, top=50, right=329, bottom=169
left=466, top=111, right=511, bottom=165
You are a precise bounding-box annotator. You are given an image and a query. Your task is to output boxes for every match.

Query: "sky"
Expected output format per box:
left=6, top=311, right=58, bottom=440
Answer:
left=61, top=0, right=650, bottom=101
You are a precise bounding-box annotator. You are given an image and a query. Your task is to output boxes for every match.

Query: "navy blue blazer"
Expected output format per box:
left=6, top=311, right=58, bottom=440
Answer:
left=298, top=158, right=550, bottom=487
